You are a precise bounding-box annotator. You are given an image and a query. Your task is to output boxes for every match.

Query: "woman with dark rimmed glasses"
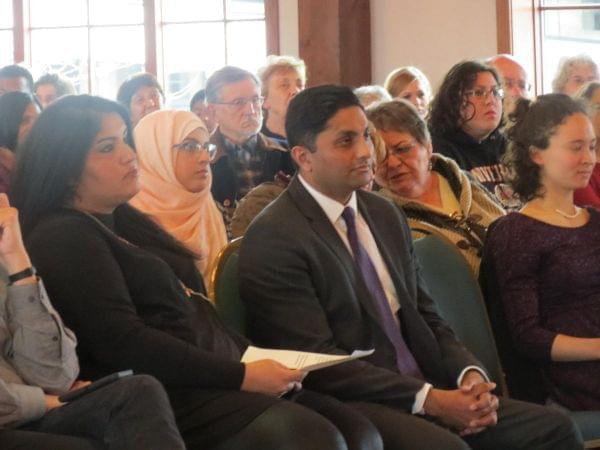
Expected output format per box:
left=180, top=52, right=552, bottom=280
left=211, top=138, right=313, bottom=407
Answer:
left=428, top=60, right=511, bottom=206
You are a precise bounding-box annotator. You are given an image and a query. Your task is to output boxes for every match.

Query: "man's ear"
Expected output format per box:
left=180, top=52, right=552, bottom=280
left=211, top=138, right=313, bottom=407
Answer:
left=291, top=145, right=313, bottom=173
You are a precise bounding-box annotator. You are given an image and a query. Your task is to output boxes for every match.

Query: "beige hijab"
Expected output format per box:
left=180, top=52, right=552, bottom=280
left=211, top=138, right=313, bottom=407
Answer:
left=130, top=110, right=227, bottom=286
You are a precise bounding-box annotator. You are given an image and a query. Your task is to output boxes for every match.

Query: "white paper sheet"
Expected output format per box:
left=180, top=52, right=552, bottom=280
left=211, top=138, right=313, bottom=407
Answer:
left=241, top=346, right=374, bottom=371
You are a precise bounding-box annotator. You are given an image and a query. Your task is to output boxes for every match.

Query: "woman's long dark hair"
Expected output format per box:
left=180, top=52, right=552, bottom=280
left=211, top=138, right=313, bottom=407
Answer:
left=0, top=91, right=35, bottom=152
left=11, top=94, right=196, bottom=260
left=428, top=60, right=501, bottom=137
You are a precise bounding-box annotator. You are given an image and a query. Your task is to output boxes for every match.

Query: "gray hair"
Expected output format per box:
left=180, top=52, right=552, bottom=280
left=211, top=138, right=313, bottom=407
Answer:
left=353, top=85, right=392, bottom=108
left=367, top=99, right=431, bottom=146
left=574, top=81, right=600, bottom=117
left=205, top=66, right=260, bottom=103
left=257, top=55, right=306, bottom=97
left=552, top=54, right=599, bottom=93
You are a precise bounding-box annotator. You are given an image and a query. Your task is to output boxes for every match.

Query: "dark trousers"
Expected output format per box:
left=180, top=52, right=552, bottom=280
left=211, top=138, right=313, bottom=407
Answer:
left=22, top=374, right=185, bottom=450
left=350, top=397, right=583, bottom=450
left=213, top=390, right=383, bottom=450
left=0, top=429, right=104, bottom=450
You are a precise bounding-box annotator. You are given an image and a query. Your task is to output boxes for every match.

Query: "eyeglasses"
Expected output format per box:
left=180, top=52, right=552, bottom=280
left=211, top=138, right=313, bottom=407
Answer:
left=214, top=96, right=265, bottom=110
left=173, top=140, right=217, bottom=158
left=464, top=87, right=504, bottom=100
left=502, top=79, right=531, bottom=93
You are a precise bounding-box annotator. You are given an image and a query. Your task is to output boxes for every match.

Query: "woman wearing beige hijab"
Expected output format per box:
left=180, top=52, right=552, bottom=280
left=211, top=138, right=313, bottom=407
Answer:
left=131, top=109, right=227, bottom=287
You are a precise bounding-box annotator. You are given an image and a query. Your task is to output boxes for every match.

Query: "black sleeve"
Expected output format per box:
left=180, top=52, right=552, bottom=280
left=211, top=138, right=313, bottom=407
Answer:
left=26, top=216, right=245, bottom=390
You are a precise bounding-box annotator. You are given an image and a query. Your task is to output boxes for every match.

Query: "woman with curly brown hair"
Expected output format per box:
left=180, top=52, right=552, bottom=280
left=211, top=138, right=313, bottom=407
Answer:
left=484, top=94, right=600, bottom=411
left=428, top=61, right=508, bottom=200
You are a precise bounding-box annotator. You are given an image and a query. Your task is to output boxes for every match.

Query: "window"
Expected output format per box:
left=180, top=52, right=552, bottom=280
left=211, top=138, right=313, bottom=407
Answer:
left=160, top=0, right=267, bottom=108
left=0, top=0, right=13, bottom=68
left=1, top=0, right=274, bottom=104
left=498, top=0, right=600, bottom=94
left=540, top=0, right=600, bottom=92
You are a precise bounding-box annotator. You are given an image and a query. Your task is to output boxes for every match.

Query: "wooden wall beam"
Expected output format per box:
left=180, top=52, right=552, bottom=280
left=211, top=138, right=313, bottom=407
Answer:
left=298, top=0, right=371, bottom=87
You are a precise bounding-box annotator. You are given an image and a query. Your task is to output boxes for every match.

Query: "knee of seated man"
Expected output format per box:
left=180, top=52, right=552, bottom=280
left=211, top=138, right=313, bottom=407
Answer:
left=543, top=407, right=583, bottom=444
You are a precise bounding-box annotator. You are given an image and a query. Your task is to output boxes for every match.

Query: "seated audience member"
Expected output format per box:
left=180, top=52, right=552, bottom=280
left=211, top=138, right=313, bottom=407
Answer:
left=116, top=73, right=164, bottom=127
left=484, top=94, right=600, bottom=412
left=0, top=65, right=34, bottom=96
left=239, top=85, right=582, bottom=450
left=190, top=88, right=216, bottom=133
left=384, top=66, right=431, bottom=118
left=573, top=82, right=600, bottom=209
left=428, top=60, right=509, bottom=200
left=0, top=194, right=185, bottom=450
left=130, top=110, right=227, bottom=288
left=552, top=54, right=599, bottom=96
left=34, top=73, right=75, bottom=109
left=257, top=55, right=306, bottom=141
left=206, top=66, right=295, bottom=217
left=0, top=92, right=39, bottom=193
left=11, top=94, right=383, bottom=450
left=353, top=85, right=392, bottom=108
left=486, top=54, right=530, bottom=117
left=367, top=99, right=504, bottom=275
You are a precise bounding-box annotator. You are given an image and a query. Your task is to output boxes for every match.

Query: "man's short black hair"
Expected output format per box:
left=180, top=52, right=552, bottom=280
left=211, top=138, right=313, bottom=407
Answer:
left=285, top=85, right=363, bottom=151
left=0, top=64, right=34, bottom=93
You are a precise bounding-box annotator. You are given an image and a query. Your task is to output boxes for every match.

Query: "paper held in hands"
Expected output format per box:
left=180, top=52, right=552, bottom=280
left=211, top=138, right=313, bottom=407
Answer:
left=241, top=346, right=374, bottom=372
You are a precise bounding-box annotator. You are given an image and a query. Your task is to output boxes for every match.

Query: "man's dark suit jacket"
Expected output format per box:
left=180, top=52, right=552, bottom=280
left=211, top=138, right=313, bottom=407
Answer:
left=239, top=176, right=483, bottom=412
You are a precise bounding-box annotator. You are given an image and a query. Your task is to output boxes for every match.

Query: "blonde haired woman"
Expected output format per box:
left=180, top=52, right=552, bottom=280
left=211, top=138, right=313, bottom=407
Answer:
left=384, top=66, right=431, bottom=118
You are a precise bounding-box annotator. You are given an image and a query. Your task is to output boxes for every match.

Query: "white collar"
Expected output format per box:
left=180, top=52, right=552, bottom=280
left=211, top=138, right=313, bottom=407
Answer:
left=298, top=174, right=358, bottom=224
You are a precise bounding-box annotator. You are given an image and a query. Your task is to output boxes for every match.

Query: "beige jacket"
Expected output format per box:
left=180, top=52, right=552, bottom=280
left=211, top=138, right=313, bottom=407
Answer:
left=377, top=153, right=505, bottom=275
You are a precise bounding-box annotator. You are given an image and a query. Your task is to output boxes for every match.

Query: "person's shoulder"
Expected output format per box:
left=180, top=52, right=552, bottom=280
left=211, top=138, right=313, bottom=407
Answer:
left=487, top=212, right=531, bottom=239
left=245, top=188, right=296, bottom=232
left=258, top=132, right=289, bottom=153
left=359, top=189, right=401, bottom=214
left=27, top=210, right=106, bottom=251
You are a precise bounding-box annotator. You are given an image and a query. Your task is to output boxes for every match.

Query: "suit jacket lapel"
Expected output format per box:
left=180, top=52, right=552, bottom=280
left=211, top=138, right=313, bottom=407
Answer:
left=287, top=178, right=383, bottom=324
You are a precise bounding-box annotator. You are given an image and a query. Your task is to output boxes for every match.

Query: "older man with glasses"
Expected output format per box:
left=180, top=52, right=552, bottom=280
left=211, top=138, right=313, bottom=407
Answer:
left=206, top=66, right=295, bottom=220
left=486, top=54, right=531, bottom=117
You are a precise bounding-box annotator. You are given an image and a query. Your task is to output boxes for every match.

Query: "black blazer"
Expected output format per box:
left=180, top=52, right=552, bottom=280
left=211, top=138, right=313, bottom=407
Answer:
left=240, top=177, right=482, bottom=412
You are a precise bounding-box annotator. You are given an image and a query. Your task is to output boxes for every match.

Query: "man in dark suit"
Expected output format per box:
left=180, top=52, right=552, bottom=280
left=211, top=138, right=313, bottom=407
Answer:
left=239, top=85, right=583, bottom=450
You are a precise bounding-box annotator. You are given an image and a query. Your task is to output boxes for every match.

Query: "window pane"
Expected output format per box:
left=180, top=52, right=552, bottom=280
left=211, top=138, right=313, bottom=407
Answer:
left=541, top=8, right=600, bottom=92
left=90, top=26, right=145, bottom=99
left=162, top=23, right=226, bottom=109
left=542, top=0, right=600, bottom=5
left=0, top=30, right=12, bottom=67
left=226, top=21, right=266, bottom=73
left=0, top=0, right=12, bottom=28
left=89, top=0, right=143, bottom=25
left=30, top=29, right=88, bottom=93
left=29, top=0, right=87, bottom=27
left=162, top=0, right=223, bottom=22
left=226, top=0, right=264, bottom=20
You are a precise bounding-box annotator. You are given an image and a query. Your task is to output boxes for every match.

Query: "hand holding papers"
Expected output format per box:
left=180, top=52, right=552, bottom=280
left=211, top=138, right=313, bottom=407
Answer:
left=242, top=346, right=374, bottom=372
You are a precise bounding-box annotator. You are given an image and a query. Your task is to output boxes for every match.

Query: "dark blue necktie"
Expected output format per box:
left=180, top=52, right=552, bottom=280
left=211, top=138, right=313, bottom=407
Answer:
left=342, top=207, right=423, bottom=379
